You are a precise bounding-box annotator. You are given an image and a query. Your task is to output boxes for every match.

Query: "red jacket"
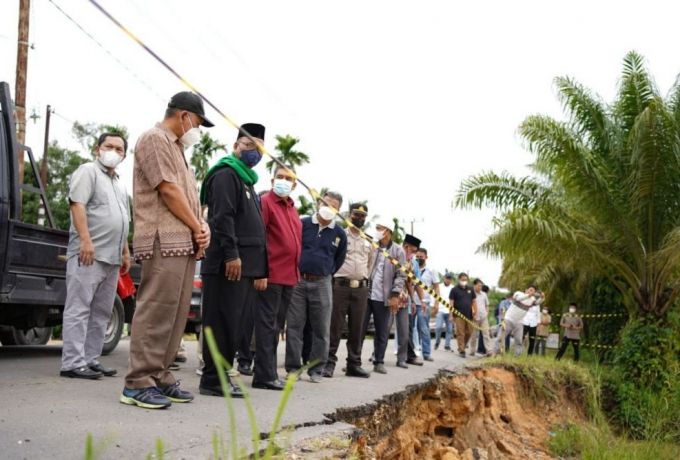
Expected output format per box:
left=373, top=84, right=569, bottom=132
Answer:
left=261, top=190, right=302, bottom=286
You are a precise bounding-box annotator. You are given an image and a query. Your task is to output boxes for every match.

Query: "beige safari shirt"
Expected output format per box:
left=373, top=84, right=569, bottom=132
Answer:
left=132, top=123, right=200, bottom=260
left=561, top=314, right=583, bottom=340
left=334, top=229, right=373, bottom=280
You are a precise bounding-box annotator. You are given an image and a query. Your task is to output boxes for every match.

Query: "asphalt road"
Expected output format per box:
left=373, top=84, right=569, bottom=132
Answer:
left=0, top=336, right=477, bottom=459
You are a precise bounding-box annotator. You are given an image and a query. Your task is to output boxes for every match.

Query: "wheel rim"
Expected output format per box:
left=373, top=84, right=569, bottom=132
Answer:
left=104, top=307, right=121, bottom=344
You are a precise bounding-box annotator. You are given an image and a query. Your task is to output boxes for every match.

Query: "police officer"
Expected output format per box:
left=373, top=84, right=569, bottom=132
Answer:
left=323, top=203, right=373, bottom=378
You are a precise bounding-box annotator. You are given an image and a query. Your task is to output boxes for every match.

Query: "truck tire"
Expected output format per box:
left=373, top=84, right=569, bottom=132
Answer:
left=0, top=326, right=53, bottom=346
left=102, top=294, right=124, bottom=356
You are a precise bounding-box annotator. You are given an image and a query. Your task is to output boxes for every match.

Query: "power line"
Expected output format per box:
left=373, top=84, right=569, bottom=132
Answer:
left=47, top=0, right=166, bottom=102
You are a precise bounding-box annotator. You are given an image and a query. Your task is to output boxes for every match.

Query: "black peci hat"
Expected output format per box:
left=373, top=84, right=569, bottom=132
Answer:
left=168, top=91, right=214, bottom=127
left=403, top=234, right=421, bottom=248
left=237, top=123, right=266, bottom=141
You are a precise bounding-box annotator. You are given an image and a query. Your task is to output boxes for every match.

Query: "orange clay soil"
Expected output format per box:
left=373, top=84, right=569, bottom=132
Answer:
left=329, top=364, right=589, bottom=459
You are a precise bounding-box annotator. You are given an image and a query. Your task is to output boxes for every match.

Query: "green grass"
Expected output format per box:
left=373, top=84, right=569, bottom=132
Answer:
left=548, top=423, right=680, bottom=459
left=477, top=356, right=680, bottom=459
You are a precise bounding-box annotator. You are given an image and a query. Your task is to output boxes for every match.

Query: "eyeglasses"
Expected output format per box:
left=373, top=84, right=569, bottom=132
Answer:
left=238, top=141, right=259, bottom=150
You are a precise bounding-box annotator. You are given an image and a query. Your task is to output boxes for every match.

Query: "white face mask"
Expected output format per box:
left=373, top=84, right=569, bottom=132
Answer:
left=318, top=206, right=335, bottom=221
left=459, top=281, right=468, bottom=287
left=373, top=229, right=385, bottom=241
left=98, top=149, right=124, bottom=169
left=542, top=309, right=548, bottom=314
left=569, top=308, right=576, bottom=314
left=179, top=114, right=201, bottom=147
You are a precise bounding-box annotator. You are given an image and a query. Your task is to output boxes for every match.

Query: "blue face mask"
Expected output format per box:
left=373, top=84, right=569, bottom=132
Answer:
left=240, top=148, right=262, bottom=168
left=272, top=179, right=293, bottom=197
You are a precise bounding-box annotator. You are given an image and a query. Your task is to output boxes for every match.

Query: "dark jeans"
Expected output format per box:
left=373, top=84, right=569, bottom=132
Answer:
left=555, top=337, right=580, bottom=362
left=302, top=317, right=313, bottom=364
left=396, top=307, right=417, bottom=362
left=523, top=325, right=537, bottom=356
left=327, top=284, right=369, bottom=371
left=284, top=277, right=333, bottom=376
left=362, top=299, right=392, bottom=365
left=200, top=276, right=255, bottom=388
left=252, top=283, right=294, bottom=382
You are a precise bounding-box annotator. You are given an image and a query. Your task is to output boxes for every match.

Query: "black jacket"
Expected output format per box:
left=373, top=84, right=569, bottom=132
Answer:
left=201, top=167, right=268, bottom=278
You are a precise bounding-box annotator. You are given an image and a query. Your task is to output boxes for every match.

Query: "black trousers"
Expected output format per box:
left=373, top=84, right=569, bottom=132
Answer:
left=200, top=275, right=255, bottom=388
left=327, top=284, right=369, bottom=370
left=237, top=295, right=256, bottom=368
left=555, top=337, right=580, bottom=362
left=523, top=325, right=537, bottom=356
left=302, top=317, right=313, bottom=364
left=362, top=299, right=392, bottom=365
left=251, top=283, right=294, bottom=382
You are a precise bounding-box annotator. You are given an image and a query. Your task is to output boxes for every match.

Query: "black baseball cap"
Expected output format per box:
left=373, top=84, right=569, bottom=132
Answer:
left=168, top=91, right=214, bottom=127
left=349, top=203, right=368, bottom=215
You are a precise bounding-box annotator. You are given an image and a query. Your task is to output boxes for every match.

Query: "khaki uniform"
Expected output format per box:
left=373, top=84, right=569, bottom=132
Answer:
left=327, top=230, right=373, bottom=372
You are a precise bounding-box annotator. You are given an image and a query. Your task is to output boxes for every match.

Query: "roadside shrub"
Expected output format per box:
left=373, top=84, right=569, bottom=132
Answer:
left=614, top=313, right=680, bottom=390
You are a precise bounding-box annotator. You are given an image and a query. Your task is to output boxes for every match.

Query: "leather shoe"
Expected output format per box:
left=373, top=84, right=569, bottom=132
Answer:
left=89, top=363, right=117, bottom=377
left=60, top=366, right=102, bottom=379
left=199, top=383, right=245, bottom=398
left=396, top=361, right=409, bottom=369
left=237, top=364, right=253, bottom=376
left=252, top=379, right=285, bottom=391
left=345, top=366, right=370, bottom=378
left=406, top=358, right=424, bottom=366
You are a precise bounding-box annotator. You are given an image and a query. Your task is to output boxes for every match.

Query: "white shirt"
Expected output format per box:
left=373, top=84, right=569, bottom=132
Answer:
left=505, top=291, right=544, bottom=323
left=418, top=266, right=440, bottom=305
left=439, top=283, right=453, bottom=314
left=522, top=305, right=540, bottom=327
left=474, top=290, right=489, bottom=320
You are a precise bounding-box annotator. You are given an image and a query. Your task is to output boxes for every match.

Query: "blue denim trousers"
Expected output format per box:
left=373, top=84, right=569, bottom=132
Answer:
left=434, top=311, right=452, bottom=349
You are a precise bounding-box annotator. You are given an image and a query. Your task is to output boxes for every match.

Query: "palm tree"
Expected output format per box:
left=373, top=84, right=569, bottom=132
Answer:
left=455, top=51, right=680, bottom=385
left=266, top=134, right=310, bottom=173
left=191, top=132, right=227, bottom=183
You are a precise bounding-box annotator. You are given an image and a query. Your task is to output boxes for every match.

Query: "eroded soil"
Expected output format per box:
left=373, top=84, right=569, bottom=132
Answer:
left=308, top=364, right=590, bottom=459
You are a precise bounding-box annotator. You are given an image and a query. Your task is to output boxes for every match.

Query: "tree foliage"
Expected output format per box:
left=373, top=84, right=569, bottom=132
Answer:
left=22, top=141, right=89, bottom=230
left=456, top=51, right=680, bottom=320
left=267, top=134, right=310, bottom=174
left=191, top=131, right=227, bottom=183
left=72, top=121, right=130, bottom=156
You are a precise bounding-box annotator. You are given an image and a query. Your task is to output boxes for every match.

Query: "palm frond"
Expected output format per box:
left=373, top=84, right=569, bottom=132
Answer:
left=455, top=171, right=549, bottom=211
left=614, top=51, right=658, bottom=134
left=554, top=76, right=613, bottom=153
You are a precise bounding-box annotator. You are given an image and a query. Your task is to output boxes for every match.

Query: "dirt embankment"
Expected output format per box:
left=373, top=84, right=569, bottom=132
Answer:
left=328, top=364, right=590, bottom=459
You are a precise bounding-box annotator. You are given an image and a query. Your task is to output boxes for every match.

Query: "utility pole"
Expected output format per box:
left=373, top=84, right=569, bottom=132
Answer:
left=403, top=218, right=424, bottom=234
left=15, top=0, right=31, bottom=185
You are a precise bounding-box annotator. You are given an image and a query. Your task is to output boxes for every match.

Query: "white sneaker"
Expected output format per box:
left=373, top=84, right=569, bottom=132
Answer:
left=195, top=367, right=203, bottom=376
left=393, top=350, right=398, bottom=355
left=415, top=350, right=421, bottom=357
left=227, top=369, right=240, bottom=377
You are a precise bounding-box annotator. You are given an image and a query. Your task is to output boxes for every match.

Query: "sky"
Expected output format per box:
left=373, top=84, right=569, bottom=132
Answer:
left=2, top=0, right=680, bottom=287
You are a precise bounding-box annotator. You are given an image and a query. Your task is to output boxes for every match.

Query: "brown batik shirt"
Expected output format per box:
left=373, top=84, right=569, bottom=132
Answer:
left=132, top=122, right=200, bottom=260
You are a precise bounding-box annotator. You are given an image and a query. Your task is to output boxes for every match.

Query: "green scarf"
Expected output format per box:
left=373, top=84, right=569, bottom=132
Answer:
left=200, top=153, right=258, bottom=205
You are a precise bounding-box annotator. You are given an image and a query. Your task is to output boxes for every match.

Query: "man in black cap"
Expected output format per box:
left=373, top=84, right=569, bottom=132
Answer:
left=121, top=92, right=212, bottom=410
left=323, top=203, right=373, bottom=378
left=198, top=123, right=268, bottom=398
